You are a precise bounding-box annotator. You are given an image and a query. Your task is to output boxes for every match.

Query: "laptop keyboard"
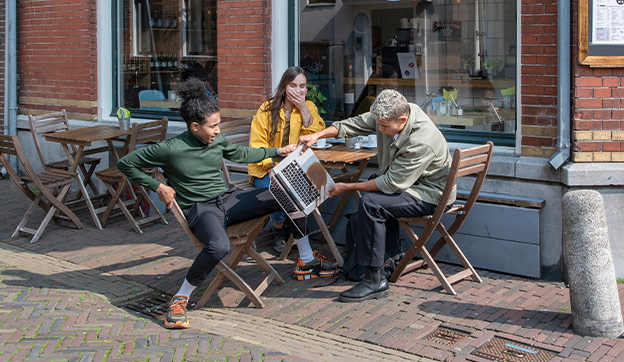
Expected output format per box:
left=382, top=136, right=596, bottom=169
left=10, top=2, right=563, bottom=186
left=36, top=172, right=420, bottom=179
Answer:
left=270, top=177, right=299, bottom=214
left=282, top=162, right=320, bottom=206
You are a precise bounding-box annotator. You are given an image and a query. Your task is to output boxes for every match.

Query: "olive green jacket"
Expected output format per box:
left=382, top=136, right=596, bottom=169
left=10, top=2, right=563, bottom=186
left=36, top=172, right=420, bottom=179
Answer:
left=331, top=103, right=455, bottom=205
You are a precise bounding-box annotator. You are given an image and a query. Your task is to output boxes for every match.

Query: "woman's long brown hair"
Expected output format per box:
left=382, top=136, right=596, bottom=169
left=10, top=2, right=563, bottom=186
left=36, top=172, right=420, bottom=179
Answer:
left=262, top=66, right=307, bottom=140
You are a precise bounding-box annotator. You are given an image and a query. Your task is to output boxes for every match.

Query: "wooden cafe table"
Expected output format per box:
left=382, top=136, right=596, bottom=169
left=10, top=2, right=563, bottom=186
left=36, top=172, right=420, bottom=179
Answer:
left=279, top=141, right=377, bottom=266
left=44, top=125, right=130, bottom=230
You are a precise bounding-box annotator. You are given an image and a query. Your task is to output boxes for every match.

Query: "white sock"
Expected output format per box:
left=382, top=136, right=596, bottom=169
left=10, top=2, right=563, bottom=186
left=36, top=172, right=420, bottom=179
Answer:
left=296, top=235, right=314, bottom=263
left=175, top=279, right=196, bottom=299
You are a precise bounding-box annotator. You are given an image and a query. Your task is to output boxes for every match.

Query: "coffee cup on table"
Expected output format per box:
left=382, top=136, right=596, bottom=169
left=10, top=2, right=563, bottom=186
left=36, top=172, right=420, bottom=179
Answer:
left=315, top=138, right=327, bottom=148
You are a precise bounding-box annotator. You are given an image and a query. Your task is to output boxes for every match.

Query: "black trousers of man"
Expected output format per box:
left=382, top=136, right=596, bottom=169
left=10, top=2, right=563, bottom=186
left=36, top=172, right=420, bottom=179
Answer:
left=347, top=191, right=436, bottom=269
left=183, top=188, right=304, bottom=286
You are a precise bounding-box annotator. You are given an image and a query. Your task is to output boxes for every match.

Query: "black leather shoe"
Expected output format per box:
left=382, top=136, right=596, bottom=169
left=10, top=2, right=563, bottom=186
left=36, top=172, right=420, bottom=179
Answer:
left=339, top=267, right=389, bottom=302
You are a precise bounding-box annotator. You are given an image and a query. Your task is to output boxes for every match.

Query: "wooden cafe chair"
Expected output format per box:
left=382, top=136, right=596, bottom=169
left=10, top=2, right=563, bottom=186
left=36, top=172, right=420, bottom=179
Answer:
left=218, top=117, right=255, bottom=191
left=28, top=109, right=102, bottom=196
left=95, top=118, right=168, bottom=233
left=0, top=134, right=84, bottom=243
left=154, top=172, right=283, bottom=309
left=389, top=141, right=493, bottom=295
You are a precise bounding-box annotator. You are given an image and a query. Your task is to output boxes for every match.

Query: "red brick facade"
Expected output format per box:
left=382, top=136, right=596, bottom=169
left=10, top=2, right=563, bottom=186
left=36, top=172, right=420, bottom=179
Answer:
left=571, top=2, right=624, bottom=162
left=6, top=1, right=623, bottom=162
left=17, top=0, right=98, bottom=121
left=520, top=0, right=558, bottom=158
left=217, top=0, right=272, bottom=121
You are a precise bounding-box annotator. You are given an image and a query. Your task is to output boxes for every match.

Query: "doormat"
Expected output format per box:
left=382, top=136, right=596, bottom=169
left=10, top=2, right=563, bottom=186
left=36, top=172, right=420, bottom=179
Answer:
left=120, top=294, right=172, bottom=321
left=472, top=337, right=555, bottom=361
left=423, top=326, right=470, bottom=346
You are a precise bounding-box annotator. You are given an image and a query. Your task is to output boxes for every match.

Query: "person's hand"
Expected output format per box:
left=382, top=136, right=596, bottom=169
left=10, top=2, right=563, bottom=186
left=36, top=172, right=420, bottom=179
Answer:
left=156, top=183, right=176, bottom=209
left=328, top=182, right=350, bottom=198
left=297, top=133, right=319, bottom=153
left=286, top=88, right=307, bottom=111
left=278, top=144, right=297, bottom=157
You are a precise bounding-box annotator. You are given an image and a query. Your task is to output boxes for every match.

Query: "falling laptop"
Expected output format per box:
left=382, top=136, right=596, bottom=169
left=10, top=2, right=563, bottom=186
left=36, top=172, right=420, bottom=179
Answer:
left=269, top=145, right=335, bottom=224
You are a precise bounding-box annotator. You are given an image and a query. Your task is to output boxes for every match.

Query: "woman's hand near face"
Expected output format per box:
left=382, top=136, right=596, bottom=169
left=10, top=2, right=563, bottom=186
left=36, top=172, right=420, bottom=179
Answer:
left=286, top=87, right=307, bottom=110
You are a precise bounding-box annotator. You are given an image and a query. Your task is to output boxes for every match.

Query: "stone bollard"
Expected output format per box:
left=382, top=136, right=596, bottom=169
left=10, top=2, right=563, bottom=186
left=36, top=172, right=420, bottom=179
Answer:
left=563, top=189, right=624, bottom=337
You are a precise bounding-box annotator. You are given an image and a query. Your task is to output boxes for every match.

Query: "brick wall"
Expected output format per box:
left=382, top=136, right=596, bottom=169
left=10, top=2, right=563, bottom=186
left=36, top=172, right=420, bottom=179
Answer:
left=217, top=0, right=272, bottom=121
left=18, top=0, right=98, bottom=121
left=520, top=0, right=558, bottom=158
left=570, top=1, right=624, bottom=162
left=0, top=1, right=5, bottom=130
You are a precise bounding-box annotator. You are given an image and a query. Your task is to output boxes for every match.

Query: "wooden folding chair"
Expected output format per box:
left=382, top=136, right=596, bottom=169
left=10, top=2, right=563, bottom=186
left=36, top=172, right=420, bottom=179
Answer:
left=95, top=118, right=168, bottom=233
left=389, top=141, right=494, bottom=295
left=154, top=172, right=284, bottom=309
left=219, top=118, right=255, bottom=191
left=28, top=110, right=102, bottom=196
left=0, top=134, right=84, bottom=243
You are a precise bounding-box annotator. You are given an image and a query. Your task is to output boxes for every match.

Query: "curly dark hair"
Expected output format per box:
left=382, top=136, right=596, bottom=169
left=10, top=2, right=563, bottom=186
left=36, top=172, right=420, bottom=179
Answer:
left=176, top=77, right=219, bottom=128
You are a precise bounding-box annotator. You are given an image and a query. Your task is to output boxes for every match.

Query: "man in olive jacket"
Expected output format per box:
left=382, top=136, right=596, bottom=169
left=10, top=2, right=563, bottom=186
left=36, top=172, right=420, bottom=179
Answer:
left=298, top=89, right=455, bottom=302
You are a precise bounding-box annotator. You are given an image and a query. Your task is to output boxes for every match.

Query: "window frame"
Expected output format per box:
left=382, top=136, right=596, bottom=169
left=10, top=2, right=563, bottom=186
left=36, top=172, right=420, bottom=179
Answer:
left=293, top=1, right=519, bottom=148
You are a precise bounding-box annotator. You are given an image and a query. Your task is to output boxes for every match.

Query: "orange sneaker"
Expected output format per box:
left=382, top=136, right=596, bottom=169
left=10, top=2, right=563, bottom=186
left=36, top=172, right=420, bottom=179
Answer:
left=292, top=250, right=339, bottom=280
left=164, top=295, right=189, bottom=329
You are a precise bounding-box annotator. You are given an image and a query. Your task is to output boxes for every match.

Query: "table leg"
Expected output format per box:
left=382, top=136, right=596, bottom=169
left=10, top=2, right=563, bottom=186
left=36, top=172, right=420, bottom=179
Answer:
left=61, top=144, right=103, bottom=230
left=312, top=208, right=343, bottom=267
left=326, top=159, right=369, bottom=230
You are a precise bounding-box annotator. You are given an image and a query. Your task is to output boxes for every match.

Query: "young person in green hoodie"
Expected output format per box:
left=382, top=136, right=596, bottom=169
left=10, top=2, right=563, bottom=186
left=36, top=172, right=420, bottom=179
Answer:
left=117, top=78, right=336, bottom=329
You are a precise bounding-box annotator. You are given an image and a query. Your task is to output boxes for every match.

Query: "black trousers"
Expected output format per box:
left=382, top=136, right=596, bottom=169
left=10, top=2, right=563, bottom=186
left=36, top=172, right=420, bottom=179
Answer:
left=346, top=191, right=436, bottom=269
left=183, top=188, right=304, bottom=286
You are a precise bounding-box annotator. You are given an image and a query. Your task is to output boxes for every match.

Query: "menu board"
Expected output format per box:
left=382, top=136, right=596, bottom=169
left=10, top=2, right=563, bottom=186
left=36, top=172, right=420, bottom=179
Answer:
left=579, top=0, right=624, bottom=67
left=592, top=0, right=624, bottom=45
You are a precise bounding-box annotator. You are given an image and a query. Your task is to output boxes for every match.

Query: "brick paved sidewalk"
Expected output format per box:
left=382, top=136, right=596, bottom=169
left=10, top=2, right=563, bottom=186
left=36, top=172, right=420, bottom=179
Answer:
left=0, top=242, right=305, bottom=361
left=1, top=179, right=624, bottom=361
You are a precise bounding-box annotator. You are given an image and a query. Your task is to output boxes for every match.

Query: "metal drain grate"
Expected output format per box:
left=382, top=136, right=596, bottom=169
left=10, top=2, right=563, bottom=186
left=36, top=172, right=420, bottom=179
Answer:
left=472, top=337, right=555, bottom=361
left=423, top=327, right=470, bottom=346
left=121, top=294, right=172, bottom=321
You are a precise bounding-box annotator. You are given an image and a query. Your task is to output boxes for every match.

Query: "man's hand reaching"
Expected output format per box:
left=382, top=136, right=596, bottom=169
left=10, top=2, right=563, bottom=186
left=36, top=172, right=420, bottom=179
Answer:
left=278, top=144, right=297, bottom=157
left=297, top=134, right=319, bottom=153
left=156, top=183, right=176, bottom=210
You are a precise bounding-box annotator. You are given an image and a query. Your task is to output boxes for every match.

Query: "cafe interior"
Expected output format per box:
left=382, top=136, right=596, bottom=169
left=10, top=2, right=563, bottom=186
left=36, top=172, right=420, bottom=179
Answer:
left=118, top=0, right=516, bottom=136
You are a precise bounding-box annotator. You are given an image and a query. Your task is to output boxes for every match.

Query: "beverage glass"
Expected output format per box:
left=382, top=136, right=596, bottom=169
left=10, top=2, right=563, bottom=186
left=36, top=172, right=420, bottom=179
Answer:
left=368, top=134, right=377, bottom=147
left=503, top=95, right=512, bottom=109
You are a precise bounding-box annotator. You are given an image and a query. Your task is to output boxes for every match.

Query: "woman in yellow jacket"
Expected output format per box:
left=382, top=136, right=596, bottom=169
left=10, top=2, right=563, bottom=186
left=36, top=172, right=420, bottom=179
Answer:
left=249, top=66, right=334, bottom=280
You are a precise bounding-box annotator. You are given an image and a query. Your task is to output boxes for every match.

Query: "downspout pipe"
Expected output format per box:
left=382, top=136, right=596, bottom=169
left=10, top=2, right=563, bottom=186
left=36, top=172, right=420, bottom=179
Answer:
left=549, top=0, right=571, bottom=169
left=4, top=0, right=18, bottom=171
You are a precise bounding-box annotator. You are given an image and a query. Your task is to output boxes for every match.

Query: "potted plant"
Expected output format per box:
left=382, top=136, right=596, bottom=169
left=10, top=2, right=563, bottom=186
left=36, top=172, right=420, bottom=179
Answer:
left=306, top=83, right=327, bottom=116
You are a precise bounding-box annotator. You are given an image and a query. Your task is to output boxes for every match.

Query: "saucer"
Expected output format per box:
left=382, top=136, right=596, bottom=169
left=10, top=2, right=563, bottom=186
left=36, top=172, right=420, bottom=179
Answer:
left=361, top=142, right=377, bottom=149
left=312, top=143, right=332, bottom=149
left=325, top=138, right=345, bottom=144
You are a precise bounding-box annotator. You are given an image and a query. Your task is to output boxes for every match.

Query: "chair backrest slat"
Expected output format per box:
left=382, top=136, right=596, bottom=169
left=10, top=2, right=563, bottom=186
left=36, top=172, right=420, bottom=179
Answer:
left=0, top=135, right=18, bottom=156
left=28, top=109, right=71, bottom=167
left=423, top=141, right=493, bottom=229
left=458, top=153, right=489, bottom=169
left=218, top=118, right=252, bottom=188
left=456, top=163, right=486, bottom=178
left=220, top=125, right=252, bottom=138
left=453, top=141, right=493, bottom=220
left=127, top=117, right=168, bottom=155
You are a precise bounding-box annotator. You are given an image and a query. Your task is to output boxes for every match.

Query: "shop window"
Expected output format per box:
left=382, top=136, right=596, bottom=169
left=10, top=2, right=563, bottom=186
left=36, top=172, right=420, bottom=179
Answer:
left=116, top=0, right=217, bottom=118
left=298, top=0, right=517, bottom=145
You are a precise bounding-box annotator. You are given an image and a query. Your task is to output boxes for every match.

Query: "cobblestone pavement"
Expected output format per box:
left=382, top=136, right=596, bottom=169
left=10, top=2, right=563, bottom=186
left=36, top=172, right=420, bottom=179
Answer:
left=1, top=179, right=624, bottom=361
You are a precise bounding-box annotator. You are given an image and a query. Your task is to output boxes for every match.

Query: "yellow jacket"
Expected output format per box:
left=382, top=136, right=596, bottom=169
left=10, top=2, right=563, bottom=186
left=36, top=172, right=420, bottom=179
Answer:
left=248, top=100, right=325, bottom=178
